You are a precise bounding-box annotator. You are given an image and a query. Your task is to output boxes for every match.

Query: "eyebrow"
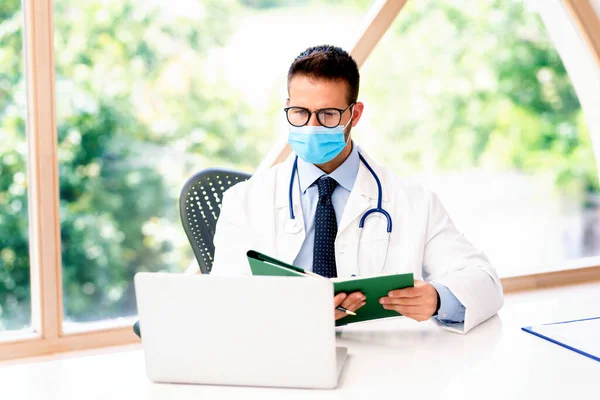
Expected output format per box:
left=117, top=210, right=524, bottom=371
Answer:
left=287, top=105, right=346, bottom=111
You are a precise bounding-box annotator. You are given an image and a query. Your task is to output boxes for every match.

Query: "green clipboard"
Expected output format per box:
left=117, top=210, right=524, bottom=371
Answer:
left=247, top=250, right=414, bottom=326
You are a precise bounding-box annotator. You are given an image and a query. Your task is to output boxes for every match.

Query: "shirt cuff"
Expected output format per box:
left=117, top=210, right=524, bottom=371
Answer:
left=430, top=282, right=465, bottom=324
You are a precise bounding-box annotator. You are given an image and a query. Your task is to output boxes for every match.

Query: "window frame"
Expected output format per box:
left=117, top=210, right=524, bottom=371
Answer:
left=0, top=0, right=142, bottom=361
left=2, top=0, right=600, bottom=361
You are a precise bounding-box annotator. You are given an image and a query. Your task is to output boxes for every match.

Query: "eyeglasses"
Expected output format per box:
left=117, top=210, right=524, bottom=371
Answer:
left=283, top=103, right=355, bottom=128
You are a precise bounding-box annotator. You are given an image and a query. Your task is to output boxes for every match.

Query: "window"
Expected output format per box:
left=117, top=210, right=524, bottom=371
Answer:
left=2, top=0, right=600, bottom=361
left=0, top=0, right=30, bottom=332
left=359, top=0, right=599, bottom=277
left=53, top=0, right=373, bottom=327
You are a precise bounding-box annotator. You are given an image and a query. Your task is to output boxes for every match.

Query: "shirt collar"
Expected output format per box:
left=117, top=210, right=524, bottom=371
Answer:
left=297, top=141, right=360, bottom=194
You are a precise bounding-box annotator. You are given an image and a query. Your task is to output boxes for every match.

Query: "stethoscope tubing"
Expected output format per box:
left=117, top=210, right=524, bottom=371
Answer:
left=288, top=153, right=392, bottom=232
left=287, top=152, right=393, bottom=275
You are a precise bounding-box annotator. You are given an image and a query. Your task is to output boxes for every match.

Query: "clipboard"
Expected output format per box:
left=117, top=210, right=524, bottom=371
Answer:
left=521, top=316, right=600, bottom=363
left=246, top=250, right=414, bottom=326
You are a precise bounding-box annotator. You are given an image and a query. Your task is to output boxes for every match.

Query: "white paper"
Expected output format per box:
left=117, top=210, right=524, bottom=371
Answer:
left=532, top=317, right=600, bottom=359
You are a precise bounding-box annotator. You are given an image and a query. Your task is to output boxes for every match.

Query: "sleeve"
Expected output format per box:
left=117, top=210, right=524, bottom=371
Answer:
left=430, top=281, right=466, bottom=324
left=422, top=191, right=504, bottom=333
left=211, top=183, right=253, bottom=276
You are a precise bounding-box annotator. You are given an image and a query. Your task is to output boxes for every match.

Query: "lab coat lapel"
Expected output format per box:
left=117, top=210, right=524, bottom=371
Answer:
left=274, top=155, right=306, bottom=264
left=337, top=149, right=388, bottom=238
left=337, top=161, right=372, bottom=237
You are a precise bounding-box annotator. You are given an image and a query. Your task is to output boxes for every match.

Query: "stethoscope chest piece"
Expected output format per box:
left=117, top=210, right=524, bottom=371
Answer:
left=285, top=151, right=393, bottom=274
left=284, top=218, right=302, bottom=234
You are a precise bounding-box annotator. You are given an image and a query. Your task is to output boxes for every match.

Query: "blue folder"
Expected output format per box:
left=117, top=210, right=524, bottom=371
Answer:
left=522, top=316, right=600, bottom=363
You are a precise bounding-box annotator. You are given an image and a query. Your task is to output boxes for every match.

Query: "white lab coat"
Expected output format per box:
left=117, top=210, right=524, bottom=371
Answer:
left=212, top=148, right=503, bottom=333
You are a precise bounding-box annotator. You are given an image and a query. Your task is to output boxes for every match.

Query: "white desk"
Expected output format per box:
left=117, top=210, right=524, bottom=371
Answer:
left=1, top=283, right=599, bottom=400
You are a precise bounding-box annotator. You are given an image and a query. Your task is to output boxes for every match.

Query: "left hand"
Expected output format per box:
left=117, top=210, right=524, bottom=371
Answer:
left=379, top=280, right=439, bottom=322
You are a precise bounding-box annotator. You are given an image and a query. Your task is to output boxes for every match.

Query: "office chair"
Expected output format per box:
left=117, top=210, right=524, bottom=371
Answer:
left=133, top=168, right=251, bottom=338
left=179, top=168, right=252, bottom=274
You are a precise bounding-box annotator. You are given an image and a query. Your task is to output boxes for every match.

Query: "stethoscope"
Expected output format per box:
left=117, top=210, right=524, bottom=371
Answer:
left=284, top=152, right=393, bottom=274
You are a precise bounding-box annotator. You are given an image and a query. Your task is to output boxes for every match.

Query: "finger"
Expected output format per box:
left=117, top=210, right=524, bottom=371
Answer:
left=340, top=292, right=365, bottom=309
left=342, top=297, right=365, bottom=311
left=381, top=304, right=407, bottom=316
left=382, top=304, right=424, bottom=312
left=383, top=305, right=432, bottom=321
left=345, top=291, right=365, bottom=301
left=334, top=293, right=347, bottom=307
left=339, top=301, right=366, bottom=318
left=380, top=296, right=424, bottom=306
left=387, top=286, right=420, bottom=299
left=397, top=312, right=431, bottom=322
left=344, top=300, right=364, bottom=312
left=335, top=310, right=346, bottom=320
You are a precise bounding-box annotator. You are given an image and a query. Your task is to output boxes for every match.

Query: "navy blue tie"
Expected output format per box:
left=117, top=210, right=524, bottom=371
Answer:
left=313, top=176, right=338, bottom=278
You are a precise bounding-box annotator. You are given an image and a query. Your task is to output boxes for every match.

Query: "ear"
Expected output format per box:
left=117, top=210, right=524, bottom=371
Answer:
left=350, top=102, right=364, bottom=127
left=286, top=98, right=290, bottom=107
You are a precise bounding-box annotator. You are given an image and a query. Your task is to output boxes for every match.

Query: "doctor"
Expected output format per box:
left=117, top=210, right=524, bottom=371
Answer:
left=211, top=45, right=503, bottom=333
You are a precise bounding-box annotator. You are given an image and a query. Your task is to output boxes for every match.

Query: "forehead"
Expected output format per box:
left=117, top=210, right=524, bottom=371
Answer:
left=288, top=75, right=349, bottom=109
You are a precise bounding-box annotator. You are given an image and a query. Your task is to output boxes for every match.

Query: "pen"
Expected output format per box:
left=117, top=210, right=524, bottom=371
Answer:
left=304, top=271, right=356, bottom=315
left=336, top=306, right=356, bottom=316
left=301, top=270, right=357, bottom=315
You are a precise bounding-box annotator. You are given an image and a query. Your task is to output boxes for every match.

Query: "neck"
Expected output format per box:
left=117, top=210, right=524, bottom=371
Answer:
left=315, top=140, right=353, bottom=174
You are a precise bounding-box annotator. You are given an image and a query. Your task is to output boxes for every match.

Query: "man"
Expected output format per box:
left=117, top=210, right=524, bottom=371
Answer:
left=211, top=45, right=503, bottom=333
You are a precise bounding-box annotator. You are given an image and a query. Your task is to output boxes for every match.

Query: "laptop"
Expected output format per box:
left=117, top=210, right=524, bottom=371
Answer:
left=134, top=272, right=348, bottom=389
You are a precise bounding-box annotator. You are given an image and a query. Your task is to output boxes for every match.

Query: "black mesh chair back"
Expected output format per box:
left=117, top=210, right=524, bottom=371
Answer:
left=179, top=168, right=251, bottom=274
left=133, top=168, right=250, bottom=338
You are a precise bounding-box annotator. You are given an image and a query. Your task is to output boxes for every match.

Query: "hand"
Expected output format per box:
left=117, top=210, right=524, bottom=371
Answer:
left=379, top=280, right=439, bottom=322
left=334, top=292, right=366, bottom=321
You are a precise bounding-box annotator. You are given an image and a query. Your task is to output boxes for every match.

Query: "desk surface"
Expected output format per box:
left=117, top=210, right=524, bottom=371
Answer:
left=1, top=283, right=599, bottom=400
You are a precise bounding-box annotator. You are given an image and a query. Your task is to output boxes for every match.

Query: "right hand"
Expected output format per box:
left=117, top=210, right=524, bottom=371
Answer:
left=334, top=292, right=366, bottom=320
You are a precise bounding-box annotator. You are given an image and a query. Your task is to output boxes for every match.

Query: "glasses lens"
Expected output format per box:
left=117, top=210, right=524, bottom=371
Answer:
left=287, top=107, right=309, bottom=126
left=317, top=109, right=342, bottom=128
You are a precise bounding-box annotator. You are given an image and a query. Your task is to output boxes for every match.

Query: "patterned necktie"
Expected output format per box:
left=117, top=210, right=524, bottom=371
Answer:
left=313, top=176, right=338, bottom=278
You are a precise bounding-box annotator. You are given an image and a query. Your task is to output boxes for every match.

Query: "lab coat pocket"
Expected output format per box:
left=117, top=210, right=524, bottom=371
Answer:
left=357, top=236, right=389, bottom=277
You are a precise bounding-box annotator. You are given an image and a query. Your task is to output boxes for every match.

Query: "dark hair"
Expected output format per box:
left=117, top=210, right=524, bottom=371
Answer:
left=287, top=45, right=360, bottom=105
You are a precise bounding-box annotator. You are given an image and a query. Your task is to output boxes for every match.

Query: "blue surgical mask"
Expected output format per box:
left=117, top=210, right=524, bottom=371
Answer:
left=288, top=124, right=350, bottom=164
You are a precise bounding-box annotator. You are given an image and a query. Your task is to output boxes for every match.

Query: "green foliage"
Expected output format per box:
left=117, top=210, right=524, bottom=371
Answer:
left=1, top=0, right=598, bottom=329
left=361, top=0, right=598, bottom=194
left=52, top=0, right=270, bottom=323
left=1, top=2, right=30, bottom=329
left=58, top=102, right=172, bottom=319
left=0, top=0, right=262, bottom=328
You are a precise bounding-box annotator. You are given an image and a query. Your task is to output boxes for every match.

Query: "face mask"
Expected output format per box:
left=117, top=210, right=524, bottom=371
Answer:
left=287, top=113, right=353, bottom=164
